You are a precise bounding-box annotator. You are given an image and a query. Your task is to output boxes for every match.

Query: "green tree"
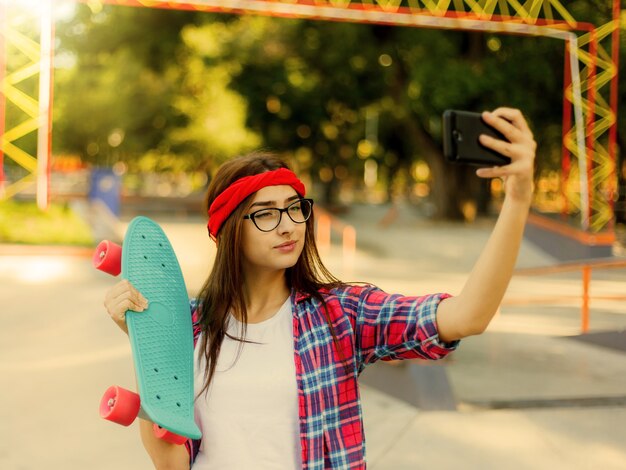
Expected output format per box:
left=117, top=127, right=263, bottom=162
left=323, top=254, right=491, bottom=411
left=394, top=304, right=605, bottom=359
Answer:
left=53, top=5, right=197, bottom=166
left=183, top=15, right=567, bottom=217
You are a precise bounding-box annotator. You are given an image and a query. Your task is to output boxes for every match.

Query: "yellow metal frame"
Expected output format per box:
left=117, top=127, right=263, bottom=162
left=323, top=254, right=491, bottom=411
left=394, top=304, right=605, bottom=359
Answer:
left=564, top=22, right=619, bottom=232
left=0, top=6, right=41, bottom=199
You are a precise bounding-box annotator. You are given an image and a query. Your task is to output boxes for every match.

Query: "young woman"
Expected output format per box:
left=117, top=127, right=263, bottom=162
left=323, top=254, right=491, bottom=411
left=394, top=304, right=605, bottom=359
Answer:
left=104, top=107, right=536, bottom=469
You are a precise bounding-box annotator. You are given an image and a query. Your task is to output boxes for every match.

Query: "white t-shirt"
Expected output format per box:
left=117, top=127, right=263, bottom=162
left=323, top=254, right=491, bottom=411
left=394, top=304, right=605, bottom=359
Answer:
left=192, top=298, right=302, bottom=469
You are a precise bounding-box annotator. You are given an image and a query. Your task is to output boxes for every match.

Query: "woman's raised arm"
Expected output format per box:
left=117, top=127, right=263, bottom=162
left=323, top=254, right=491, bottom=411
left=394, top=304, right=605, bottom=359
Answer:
left=435, top=107, right=536, bottom=342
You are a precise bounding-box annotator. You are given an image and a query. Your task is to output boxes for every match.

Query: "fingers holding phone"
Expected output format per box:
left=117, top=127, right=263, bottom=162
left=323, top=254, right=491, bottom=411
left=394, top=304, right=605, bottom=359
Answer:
left=442, top=110, right=512, bottom=167
left=476, top=108, right=536, bottom=203
left=478, top=108, right=534, bottom=163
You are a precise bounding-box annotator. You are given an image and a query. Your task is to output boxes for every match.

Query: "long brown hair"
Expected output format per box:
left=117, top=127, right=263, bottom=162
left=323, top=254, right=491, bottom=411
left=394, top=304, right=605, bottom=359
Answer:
left=196, top=151, right=344, bottom=397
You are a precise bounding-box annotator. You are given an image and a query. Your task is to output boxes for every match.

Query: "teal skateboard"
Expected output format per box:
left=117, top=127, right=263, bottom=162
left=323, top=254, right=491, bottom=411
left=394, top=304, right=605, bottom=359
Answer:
left=93, top=216, right=202, bottom=444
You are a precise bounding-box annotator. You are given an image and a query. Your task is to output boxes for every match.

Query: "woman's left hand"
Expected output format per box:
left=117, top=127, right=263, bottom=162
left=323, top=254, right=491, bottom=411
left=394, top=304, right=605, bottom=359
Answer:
left=475, top=108, right=536, bottom=204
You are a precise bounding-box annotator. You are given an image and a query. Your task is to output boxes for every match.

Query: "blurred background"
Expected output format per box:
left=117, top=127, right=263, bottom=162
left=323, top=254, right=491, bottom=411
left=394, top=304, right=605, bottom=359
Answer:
left=1, top=0, right=624, bottom=241
left=2, top=1, right=626, bottom=469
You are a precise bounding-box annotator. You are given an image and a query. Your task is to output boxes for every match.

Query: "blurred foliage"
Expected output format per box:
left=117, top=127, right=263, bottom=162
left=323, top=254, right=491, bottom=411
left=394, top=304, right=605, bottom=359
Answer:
left=0, top=201, right=93, bottom=245
left=50, top=3, right=623, bottom=220
left=53, top=7, right=199, bottom=168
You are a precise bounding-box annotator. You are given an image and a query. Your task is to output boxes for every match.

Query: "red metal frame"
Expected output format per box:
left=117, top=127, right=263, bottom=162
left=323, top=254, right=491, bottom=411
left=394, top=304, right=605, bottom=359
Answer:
left=75, top=0, right=598, bottom=31
left=608, top=0, right=621, bottom=228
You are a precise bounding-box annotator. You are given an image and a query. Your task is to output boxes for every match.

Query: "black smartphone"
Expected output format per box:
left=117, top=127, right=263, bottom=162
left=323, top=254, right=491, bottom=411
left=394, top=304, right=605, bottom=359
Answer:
left=442, top=110, right=511, bottom=166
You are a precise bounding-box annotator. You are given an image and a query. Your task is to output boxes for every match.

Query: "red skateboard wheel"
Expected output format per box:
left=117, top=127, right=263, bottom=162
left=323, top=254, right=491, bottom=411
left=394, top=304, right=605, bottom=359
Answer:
left=153, top=424, right=188, bottom=445
left=100, top=385, right=140, bottom=426
left=93, top=240, right=122, bottom=276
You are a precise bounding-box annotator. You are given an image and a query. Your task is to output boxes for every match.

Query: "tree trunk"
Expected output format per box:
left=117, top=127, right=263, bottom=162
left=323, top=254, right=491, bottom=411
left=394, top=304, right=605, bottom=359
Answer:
left=387, top=33, right=485, bottom=220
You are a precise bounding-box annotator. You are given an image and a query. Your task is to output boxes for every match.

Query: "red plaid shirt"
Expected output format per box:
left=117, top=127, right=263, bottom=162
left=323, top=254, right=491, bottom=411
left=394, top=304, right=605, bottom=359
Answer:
left=186, top=284, right=459, bottom=468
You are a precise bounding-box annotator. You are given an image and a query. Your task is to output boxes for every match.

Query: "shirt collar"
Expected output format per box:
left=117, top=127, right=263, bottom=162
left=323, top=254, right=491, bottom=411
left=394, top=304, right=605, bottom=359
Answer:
left=292, top=289, right=312, bottom=303
left=291, top=286, right=335, bottom=304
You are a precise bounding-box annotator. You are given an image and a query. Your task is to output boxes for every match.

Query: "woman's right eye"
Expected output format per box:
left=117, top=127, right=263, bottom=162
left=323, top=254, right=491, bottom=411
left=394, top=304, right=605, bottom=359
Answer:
left=255, top=211, right=272, bottom=219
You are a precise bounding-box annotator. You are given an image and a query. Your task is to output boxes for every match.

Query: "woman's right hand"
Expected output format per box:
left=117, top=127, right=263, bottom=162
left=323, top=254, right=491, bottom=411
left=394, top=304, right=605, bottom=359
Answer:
left=104, top=280, right=149, bottom=334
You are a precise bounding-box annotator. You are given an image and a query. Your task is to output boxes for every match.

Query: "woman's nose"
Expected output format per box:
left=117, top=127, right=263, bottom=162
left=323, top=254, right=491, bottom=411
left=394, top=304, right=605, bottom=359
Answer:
left=277, top=212, right=296, bottom=234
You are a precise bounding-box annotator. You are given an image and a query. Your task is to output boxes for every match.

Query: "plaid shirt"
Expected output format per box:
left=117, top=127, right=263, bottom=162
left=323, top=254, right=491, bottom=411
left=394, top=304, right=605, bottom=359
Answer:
left=186, top=284, right=459, bottom=468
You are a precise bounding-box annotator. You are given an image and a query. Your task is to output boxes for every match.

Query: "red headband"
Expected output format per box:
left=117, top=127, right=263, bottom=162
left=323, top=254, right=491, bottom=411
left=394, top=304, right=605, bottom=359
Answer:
left=207, top=168, right=306, bottom=238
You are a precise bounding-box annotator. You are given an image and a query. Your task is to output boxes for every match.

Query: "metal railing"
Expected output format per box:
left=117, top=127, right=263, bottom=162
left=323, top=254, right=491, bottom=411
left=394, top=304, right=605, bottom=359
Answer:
left=509, top=258, right=626, bottom=333
left=314, top=207, right=356, bottom=276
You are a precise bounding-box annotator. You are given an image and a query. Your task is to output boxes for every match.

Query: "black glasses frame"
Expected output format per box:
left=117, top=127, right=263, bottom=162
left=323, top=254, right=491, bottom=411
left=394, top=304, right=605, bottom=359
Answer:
left=243, top=198, right=314, bottom=232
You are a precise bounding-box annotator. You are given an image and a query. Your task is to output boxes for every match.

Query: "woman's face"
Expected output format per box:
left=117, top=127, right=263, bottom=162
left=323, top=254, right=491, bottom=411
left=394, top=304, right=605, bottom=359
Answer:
left=240, top=184, right=307, bottom=275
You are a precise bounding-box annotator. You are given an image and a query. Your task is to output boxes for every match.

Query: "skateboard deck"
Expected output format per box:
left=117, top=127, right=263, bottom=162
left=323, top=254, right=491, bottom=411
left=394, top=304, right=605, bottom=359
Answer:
left=121, top=216, right=201, bottom=440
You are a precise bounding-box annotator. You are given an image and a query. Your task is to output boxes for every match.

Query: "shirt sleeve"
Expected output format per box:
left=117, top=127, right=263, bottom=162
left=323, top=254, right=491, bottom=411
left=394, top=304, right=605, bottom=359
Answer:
left=189, top=298, right=202, bottom=348
left=186, top=299, right=202, bottom=467
left=348, top=285, right=460, bottom=371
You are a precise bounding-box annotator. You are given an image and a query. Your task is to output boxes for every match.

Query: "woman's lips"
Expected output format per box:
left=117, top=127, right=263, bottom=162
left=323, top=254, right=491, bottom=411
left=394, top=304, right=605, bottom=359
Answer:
left=275, top=241, right=297, bottom=252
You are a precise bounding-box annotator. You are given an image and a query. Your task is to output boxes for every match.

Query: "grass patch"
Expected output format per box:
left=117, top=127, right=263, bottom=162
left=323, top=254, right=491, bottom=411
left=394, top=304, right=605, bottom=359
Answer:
left=0, top=200, right=94, bottom=246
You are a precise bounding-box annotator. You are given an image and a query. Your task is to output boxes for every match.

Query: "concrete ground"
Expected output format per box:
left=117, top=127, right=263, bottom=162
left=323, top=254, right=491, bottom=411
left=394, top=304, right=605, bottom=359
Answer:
left=1, top=202, right=626, bottom=469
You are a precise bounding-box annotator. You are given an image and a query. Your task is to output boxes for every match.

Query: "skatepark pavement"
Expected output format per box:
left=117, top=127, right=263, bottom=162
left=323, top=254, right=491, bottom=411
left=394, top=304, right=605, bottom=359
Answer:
left=1, top=202, right=626, bottom=469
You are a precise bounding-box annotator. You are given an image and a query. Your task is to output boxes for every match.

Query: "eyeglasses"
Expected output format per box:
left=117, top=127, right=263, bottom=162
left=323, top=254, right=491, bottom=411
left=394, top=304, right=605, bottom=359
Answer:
left=243, top=198, right=313, bottom=232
